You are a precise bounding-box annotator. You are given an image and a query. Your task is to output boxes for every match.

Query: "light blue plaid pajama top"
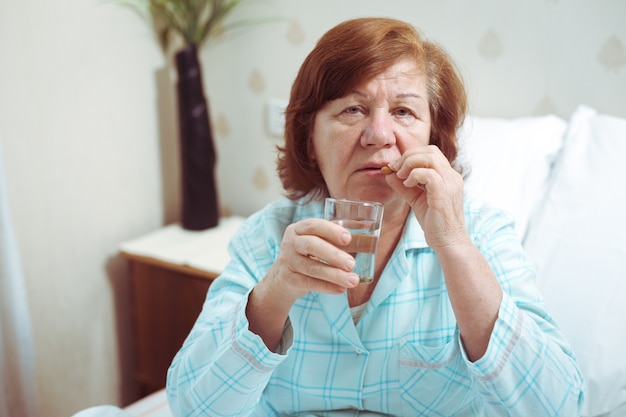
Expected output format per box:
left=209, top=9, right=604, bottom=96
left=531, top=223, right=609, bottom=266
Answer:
left=166, top=197, right=585, bottom=416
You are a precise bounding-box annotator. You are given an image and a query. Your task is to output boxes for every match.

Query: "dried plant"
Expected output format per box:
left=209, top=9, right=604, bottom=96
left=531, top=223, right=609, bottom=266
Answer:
left=118, top=0, right=259, bottom=50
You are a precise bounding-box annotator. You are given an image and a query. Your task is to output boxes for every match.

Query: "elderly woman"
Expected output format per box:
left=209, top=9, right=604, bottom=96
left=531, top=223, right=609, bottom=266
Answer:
left=166, top=17, right=584, bottom=416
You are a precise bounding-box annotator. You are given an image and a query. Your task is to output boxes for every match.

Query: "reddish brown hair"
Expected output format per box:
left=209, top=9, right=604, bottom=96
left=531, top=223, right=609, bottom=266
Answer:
left=277, top=17, right=467, bottom=200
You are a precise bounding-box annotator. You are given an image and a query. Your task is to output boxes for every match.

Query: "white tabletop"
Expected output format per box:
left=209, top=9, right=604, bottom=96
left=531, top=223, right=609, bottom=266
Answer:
left=119, top=216, right=245, bottom=275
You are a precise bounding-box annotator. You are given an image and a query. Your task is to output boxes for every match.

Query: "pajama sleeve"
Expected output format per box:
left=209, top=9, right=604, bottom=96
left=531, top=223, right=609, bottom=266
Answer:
left=460, top=204, right=585, bottom=416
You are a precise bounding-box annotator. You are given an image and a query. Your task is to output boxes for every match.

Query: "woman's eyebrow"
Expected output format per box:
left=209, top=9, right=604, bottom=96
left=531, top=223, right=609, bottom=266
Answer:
left=397, top=92, right=426, bottom=101
left=349, top=90, right=369, bottom=99
left=347, top=91, right=425, bottom=100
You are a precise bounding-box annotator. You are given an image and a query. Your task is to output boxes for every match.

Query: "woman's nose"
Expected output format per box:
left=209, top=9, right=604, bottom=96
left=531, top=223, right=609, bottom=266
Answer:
left=360, top=109, right=395, bottom=147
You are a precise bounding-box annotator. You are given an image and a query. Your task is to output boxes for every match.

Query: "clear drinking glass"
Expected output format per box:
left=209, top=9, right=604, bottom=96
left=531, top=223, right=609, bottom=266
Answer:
left=324, top=198, right=384, bottom=284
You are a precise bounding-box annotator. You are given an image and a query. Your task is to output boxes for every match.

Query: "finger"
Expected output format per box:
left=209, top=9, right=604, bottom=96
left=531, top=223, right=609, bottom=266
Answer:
left=290, top=270, right=356, bottom=295
left=281, top=220, right=359, bottom=291
left=396, top=146, right=461, bottom=190
left=385, top=170, right=426, bottom=205
left=293, top=217, right=352, bottom=248
left=267, top=257, right=356, bottom=301
left=299, top=255, right=359, bottom=288
left=394, top=146, right=442, bottom=177
left=274, top=246, right=358, bottom=292
left=292, top=219, right=355, bottom=269
left=402, top=167, right=438, bottom=190
left=290, top=231, right=355, bottom=271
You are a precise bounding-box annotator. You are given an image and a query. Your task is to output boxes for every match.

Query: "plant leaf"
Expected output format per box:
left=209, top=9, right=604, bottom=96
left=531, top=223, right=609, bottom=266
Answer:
left=116, top=0, right=272, bottom=50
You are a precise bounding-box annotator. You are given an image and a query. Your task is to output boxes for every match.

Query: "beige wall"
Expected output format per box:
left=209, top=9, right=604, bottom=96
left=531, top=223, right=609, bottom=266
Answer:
left=0, top=0, right=624, bottom=416
left=0, top=2, right=167, bottom=416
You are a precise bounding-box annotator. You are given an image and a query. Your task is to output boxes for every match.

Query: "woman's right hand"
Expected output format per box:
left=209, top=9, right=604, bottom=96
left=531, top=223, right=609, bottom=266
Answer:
left=267, top=218, right=360, bottom=302
left=246, top=218, right=359, bottom=351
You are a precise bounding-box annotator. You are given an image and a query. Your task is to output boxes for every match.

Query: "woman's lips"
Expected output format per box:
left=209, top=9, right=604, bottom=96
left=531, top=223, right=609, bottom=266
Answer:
left=356, top=163, right=394, bottom=176
left=359, top=166, right=387, bottom=174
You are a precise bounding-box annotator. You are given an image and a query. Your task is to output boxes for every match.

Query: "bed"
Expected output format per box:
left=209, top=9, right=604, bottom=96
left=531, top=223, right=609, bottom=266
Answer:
left=75, top=104, right=626, bottom=416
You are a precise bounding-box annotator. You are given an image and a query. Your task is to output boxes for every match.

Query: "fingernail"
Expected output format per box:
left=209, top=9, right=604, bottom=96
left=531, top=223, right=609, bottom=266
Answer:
left=341, top=231, right=351, bottom=243
left=348, top=273, right=360, bottom=286
left=345, top=256, right=355, bottom=271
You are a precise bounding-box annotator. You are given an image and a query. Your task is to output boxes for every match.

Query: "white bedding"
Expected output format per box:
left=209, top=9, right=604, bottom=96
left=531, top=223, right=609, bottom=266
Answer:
left=123, top=389, right=171, bottom=417
left=70, top=389, right=171, bottom=417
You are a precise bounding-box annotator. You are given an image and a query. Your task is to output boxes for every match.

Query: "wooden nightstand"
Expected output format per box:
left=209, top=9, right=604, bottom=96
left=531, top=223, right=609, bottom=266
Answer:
left=119, top=217, right=244, bottom=398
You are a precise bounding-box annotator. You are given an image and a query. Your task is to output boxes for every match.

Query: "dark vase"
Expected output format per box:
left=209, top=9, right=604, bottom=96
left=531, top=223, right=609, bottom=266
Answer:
left=175, top=44, right=219, bottom=230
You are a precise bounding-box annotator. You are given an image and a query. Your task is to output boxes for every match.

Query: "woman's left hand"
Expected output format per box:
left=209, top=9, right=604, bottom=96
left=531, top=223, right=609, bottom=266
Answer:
left=386, top=145, right=503, bottom=362
left=385, top=145, right=468, bottom=249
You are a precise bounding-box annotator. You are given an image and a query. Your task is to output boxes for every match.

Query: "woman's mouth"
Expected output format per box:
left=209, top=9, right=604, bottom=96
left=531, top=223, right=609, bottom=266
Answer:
left=359, top=166, right=386, bottom=174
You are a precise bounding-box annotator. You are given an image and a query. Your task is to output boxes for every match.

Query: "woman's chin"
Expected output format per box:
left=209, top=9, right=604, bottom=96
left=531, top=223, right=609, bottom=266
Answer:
left=344, top=186, right=397, bottom=204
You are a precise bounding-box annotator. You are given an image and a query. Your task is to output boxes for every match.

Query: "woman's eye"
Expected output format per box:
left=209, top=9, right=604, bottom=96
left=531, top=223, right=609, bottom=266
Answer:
left=394, top=108, right=413, bottom=117
left=345, top=106, right=361, bottom=115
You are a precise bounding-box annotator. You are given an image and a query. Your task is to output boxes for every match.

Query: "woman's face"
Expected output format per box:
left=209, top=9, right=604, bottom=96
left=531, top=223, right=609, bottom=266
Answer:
left=312, top=58, right=431, bottom=204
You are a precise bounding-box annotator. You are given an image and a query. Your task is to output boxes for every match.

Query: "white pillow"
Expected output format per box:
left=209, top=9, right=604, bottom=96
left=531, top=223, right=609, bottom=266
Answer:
left=457, top=114, right=567, bottom=240
left=524, top=105, right=626, bottom=417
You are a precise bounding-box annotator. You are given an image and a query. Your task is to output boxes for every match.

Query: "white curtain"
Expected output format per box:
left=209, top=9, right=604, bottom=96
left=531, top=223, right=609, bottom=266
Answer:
left=0, top=138, right=38, bottom=417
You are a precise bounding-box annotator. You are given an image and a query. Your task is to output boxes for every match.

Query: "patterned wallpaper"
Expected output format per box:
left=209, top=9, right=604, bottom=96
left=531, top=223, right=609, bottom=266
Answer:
left=195, top=0, right=626, bottom=217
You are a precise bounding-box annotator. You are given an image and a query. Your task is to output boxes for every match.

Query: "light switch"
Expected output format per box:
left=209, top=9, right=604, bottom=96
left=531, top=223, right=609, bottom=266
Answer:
left=265, top=98, right=288, bottom=138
